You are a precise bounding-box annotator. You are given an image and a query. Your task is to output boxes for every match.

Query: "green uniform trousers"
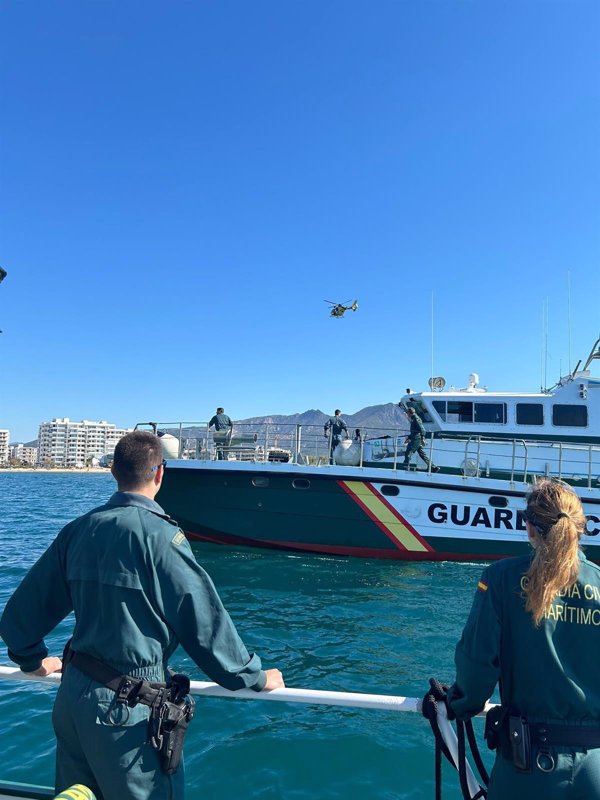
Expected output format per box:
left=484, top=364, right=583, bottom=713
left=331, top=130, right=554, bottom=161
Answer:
left=488, top=749, right=600, bottom=799
left=53, top=665, right=185, bottom=800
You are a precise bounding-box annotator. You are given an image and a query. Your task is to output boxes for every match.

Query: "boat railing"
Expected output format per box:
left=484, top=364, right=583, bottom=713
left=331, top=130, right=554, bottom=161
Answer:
left=138, top=421, right=600, bottom=487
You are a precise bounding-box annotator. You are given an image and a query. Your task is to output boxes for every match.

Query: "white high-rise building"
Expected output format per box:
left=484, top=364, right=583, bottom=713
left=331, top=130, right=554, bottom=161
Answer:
left=37, top=418, right=133, bottom=467
left=9, top=444, right=38, bottom=466
left=0, top=430, right=9, bottom=465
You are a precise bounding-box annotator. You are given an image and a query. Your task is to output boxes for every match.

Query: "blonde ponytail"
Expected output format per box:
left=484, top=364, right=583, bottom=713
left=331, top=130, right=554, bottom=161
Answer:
left=523, top=479, right=586, bottom=626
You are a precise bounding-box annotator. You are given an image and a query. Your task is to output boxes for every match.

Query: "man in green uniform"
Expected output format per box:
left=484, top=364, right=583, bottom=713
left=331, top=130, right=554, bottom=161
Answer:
left=208, top=407, right=233, bottom=460
left=448, top=527, right=600, bottom=796
left=324, top=409, right=348, bottom=464
left=0, top=431, right=284, bottom=800
left=402, top=407, right=439, bottom=471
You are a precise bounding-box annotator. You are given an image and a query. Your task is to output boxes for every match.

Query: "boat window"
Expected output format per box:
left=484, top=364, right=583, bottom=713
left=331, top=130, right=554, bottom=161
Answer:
left=516, top=403, right=544, bottom=426
left=380, top=485, right=399, bottom=496
left=446, top=401, right=474, bottom=423
left=432, top=400, right=446, bottom=421
left=488, top=496, right=508, bottom=508
left=552, top=405, right=588, bottom=427
left=474, top=403, right=506, bottom=424
left=252, top=477, right=269, bottom=488
left=292, top=478, right=311, bottom=490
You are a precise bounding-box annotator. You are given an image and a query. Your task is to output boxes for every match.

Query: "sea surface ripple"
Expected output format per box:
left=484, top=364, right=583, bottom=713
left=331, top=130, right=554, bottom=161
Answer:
left=0, top=473, right=494, bottom=799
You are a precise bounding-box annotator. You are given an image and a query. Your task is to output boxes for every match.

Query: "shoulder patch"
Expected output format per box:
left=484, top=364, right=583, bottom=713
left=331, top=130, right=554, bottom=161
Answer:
left=172, top=530, right=186, bottom=546
left=477, top=580, right=488, bottom=592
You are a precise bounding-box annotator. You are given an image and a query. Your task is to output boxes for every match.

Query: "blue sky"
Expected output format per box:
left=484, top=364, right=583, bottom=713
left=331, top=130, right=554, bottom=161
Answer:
left=1, top=1, right=599, bottom=441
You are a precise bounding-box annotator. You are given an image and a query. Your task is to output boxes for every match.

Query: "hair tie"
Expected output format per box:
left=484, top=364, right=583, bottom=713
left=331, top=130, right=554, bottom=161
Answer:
left=556, top=512, right=570, bottom=520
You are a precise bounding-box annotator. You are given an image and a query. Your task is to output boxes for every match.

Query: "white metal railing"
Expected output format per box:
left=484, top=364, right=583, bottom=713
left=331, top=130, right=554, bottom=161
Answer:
left=135, top=422, right=600, bottom=487
left=0, top=666, right=495, bottom=715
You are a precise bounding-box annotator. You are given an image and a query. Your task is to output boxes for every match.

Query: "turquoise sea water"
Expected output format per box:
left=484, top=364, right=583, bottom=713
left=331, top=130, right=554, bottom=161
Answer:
left=0, top=473, right=494, bottom=799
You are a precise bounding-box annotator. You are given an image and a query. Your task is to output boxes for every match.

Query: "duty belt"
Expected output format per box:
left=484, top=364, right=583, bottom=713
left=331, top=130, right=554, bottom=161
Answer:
left=64, top=647, right=195, bottom=775
left=498, top=716, right=600, bottom=773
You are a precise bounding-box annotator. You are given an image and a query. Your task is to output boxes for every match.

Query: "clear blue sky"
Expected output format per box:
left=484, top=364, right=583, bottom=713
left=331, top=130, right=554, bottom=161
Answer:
left=1, top=1, right=599, bottom=441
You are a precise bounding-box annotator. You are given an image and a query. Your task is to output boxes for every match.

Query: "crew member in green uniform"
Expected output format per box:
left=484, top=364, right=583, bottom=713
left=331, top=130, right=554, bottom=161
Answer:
left=0, top=431, right=284, bottom=800
left=324, top=409, right=348, bottom=464
left=402, top=407, right=439, bottom=471
left=447, top=479, right=600, bottom=799
left=208, top=407, right=233, bottom=460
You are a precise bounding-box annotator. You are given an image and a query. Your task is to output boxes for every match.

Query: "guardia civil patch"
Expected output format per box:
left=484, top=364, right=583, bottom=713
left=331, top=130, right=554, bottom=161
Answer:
left=172, top=531, right=186, bottom=546
left=477, top=581, right=488, bottom=592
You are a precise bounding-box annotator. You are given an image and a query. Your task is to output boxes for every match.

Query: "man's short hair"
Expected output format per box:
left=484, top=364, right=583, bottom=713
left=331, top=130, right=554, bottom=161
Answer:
left=216, top=407, right=225, bottom=414
left=406, top=407, right=416, bottom=415
left=113, top=431, right=163, bottom=489
left=335, top=409, right=341, bottom=415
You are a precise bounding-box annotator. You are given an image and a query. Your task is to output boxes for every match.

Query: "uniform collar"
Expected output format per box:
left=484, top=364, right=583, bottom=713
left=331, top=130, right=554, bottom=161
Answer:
left=106, top=491, right=167, bottom=516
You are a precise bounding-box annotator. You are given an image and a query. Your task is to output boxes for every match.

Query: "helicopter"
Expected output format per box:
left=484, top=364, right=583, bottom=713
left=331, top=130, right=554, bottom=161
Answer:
left=324, top=299, right=359, bottom=318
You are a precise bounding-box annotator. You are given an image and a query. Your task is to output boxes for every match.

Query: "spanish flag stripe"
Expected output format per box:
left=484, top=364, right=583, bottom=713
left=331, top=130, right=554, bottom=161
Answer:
left=361, top=482, right=433, bottom=550
left=339, top=481, right=431, bottom=552
left=478, top=581, right=488, bottom=592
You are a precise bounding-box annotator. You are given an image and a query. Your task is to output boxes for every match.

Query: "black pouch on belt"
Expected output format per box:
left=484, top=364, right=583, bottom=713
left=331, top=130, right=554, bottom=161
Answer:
left=508, top=715, right=531, bottom=772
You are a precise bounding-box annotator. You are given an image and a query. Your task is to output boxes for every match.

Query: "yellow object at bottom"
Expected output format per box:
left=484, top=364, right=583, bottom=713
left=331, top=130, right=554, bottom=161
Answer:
left=54, top=785, right=96, bottom=800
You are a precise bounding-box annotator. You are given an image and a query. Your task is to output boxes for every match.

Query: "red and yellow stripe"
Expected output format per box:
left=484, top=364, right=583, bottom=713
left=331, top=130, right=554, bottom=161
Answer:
left=477, top=581, right=488, bottom=592
left=339, top=480, right=433, bottom=552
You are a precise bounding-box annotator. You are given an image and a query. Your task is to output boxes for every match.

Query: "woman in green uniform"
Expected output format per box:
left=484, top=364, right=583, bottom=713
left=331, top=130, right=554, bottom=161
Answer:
left=448, top=479, right=600, bottom=799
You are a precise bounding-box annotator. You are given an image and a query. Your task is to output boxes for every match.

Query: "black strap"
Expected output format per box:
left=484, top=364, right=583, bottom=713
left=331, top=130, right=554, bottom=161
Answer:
left=68, top=649, right=165, bottom=707
left=529, top=723, right=600, bottom=748
left=422, top=678, right=488, bottom=800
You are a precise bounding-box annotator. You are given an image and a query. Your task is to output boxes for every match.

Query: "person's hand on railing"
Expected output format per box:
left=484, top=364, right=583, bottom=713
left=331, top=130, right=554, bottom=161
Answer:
left=263, top=668, right=285, bottom=690
left=25, top=656, right=63, bottom=676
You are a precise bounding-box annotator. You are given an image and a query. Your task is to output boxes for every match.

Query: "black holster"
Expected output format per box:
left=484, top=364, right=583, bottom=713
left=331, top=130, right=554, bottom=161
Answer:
left=149, top=674, right=195, bottom=776
left=64, top=643, right=195, bottom=775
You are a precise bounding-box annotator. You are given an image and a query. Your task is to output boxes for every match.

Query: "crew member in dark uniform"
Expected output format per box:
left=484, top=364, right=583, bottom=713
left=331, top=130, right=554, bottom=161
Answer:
left=448, top=478, right=600, bottom=799
left=0, top=431, right=284, bottom=800
left=402, top=407, right=439, bottom=471
left=324, top=409, right=348, bottom=464
left=208, top=406, right=233, bottom=460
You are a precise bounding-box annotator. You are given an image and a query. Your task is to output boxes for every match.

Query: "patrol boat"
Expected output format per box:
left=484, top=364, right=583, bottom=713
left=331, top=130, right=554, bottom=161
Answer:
left=150, top=340, right=600, bottom=562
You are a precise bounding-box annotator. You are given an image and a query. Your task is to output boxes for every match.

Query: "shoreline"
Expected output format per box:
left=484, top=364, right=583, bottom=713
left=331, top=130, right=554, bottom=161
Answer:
left=0, top=468, right=111, bottom=474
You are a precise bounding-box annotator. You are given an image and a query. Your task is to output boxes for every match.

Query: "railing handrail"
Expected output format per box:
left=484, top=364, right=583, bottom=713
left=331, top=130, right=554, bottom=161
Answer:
left=0, top=666, right=495, bottom=716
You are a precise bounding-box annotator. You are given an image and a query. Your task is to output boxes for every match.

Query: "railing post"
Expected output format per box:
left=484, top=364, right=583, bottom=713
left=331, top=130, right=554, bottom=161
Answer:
left=589, top=445, right=593, bottom=490
left=295, top=424, right=301, bottom=465
left=428, top=432, right=434, bottom=473
left=393, top=429, right=398, bottom=471
left=476, top=436, right=481, bottom=478
left=522, top=441, right=528, bottom=483
left=558, top=443, right=563, bottom=480
left=264, top=424, right=269, bottom=463
left=178, top=423, right=183, bottom=458
left=510, top=439, right=516, bottom=483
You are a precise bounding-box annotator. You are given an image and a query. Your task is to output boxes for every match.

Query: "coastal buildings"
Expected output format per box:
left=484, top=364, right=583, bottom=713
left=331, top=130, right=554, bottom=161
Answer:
left=37, top=418, right=132, bottom=467
left=0, top=429, right=9, bottom=465
left=9, top=443, right=38, bottom=466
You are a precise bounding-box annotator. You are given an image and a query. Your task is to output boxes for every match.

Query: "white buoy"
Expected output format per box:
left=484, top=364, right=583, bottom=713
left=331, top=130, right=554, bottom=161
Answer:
left=334, top=440, right=361, bottom=466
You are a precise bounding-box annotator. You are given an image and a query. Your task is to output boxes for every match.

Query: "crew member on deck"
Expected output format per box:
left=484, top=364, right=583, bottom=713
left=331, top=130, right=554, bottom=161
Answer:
left=447, top=479, right=600, bottom=799
left=402, top=407, right=439, bottom=471
left=324, top=410, right=348, bottom=464
left=208, top=407, right=233, bottom=460
left=0, top=431, right=284, bottom=800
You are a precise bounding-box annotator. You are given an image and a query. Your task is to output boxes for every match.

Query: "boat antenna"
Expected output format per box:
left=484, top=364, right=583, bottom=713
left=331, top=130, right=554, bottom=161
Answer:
left=567, top=270, right=572, bottom=374
left=430, top=291, right=434, bottom=391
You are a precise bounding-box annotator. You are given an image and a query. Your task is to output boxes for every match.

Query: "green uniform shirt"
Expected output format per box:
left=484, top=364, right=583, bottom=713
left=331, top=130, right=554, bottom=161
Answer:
left=408, top=413, right=426, bottom=441
left=449, top=550, right=600, bottom=723
left=0, top=492, right=266, bottom=691
left=324, top=416, right=347, bottom=438
left=209, top=413, right=232, bottom=431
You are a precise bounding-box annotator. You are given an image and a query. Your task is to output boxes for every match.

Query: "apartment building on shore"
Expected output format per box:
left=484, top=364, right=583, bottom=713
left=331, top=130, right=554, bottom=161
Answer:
left=0, top=429, right=9, bottom=465
left=38, top=418, right=132, bottom=467
left=9, top=443, right=39, bottom=466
